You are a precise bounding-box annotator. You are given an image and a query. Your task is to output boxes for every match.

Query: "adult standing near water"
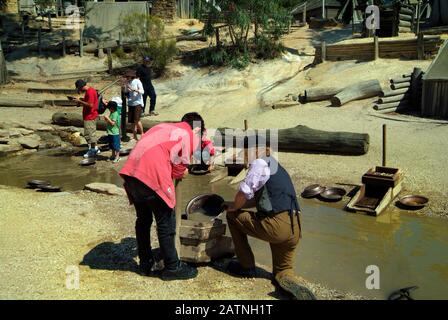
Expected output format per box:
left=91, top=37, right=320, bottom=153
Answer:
left=225, top=146, right=316, bottom=300
left=124, top=70, right=144, bottom=141
left=73, top=79, right=100, bottom=158
left=119, top=112, right=204, bottom=280
left=136, top=56, right=158, bottom=116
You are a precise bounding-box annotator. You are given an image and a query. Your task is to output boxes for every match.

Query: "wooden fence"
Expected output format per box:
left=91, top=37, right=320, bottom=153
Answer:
left=315, top=35, right=443, bottom=62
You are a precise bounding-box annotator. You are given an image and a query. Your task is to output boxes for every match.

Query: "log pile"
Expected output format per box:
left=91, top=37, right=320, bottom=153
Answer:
left=397, top=4, right=415, bottom=35
left=373, top=68, right=424, bottom=114
left=299, top=80, right=383, bottom=107
left=315, top=36, right=442, bottom=62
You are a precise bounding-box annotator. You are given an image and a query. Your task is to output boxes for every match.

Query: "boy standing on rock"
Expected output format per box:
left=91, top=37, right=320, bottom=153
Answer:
left=73, top=79, right=100, bottom=158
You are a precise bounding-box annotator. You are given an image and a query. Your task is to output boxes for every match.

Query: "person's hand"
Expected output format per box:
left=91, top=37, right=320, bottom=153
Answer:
left=225, top=202, right=238, bottom=213
left=182, top=168, right=189, bottom=178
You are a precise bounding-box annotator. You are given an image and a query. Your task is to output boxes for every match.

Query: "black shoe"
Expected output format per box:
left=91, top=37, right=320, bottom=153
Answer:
left=160, top=262, right=198, bottom=281
left=139, top=259, right=158, bottom=277
left=227, top=261, right=257, bottom=278
left=274, top=275, right=317, bottom=300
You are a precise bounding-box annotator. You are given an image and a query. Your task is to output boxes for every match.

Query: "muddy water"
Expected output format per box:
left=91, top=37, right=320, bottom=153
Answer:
left=1, top=153, right=447, bottom=299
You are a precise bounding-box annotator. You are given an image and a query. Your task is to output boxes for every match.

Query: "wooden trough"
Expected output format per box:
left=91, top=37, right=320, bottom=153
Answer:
left=346, top=166, right=403, bottom=216
left=179, top=218, right=234, bottom=264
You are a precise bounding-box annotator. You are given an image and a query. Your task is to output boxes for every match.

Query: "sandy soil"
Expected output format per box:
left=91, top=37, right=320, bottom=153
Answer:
left=0, top=186, right=363, bottom=300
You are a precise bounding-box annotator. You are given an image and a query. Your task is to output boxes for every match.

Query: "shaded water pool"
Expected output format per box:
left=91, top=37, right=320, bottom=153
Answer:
left=0, top=152, right=447, bottom=299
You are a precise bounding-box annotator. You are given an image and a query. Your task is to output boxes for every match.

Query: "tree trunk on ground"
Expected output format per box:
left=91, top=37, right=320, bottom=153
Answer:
left=378, top=93, right=409, bottom=104
left=381, top=88, right=410, bottom=97
left=214, top=126, right=370, bottom=155
left=331, top=80, right=383, bottom=107
left=0, top=99, right=44, bottom=108
left=53, top=113, right=370, bottom=155
left=299, top=86, right=344, bottom=103
left=374, top=100, right=410, bottom=110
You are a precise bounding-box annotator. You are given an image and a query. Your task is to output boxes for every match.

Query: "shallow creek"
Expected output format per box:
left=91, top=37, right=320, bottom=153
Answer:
left=0, top=151, right=447, bottom=299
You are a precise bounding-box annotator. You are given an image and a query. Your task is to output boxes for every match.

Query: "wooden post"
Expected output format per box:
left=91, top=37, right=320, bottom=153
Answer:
left=118, top=32, right=123, bottom=49
left=244, top=119, right=248, bottom=167
left=215, top=27, right=220, bottom=49
left=322, top=0, right=326, bottom=19
left=417, top=32, right=424, bottom=60
left=0, top=42, right=7, bottom=85
left=48, top=12, right=53, bottom=32
left=352, top=0, right=355, bottom=35
left=303, top=2, right=307, bottom=23
left=79, top=28, right=84, bottom=57
left=382, top=124, right=387, bottom=167
left=21, top=21, right=25, bottom=43
left=37, top=27, right=42, bottom=55
left=120, top=87, right=129, bottom=142
left=321, top=41, right=327, bottom=62
left=374, top=35, right=379, bottom=60
left=62, top=33, right=66, bottom=57
left=107, top=48, right=113, bottom=74
left=416, top=0, right=421, bottom=35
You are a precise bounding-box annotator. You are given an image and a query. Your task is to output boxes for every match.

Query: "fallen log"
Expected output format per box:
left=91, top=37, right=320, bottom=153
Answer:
left=399, top=13, right=413, bottom=21
left=381, top=88, right=410, bottom=97
left=299, top=86, right=344, bottom=103
left=402, top=73, right=411, bottom=78
left=0, top=99, right=44, bottom=108
left=390, top=76, right=411, bottom=84
left=378, top=93, right=409, bottom=104
left=271, top=101, right=298, bottom=109
left=400, top=7, right=414, bottom=16
left=214, top=126, right=369, bottom=155
left=376, top=105, right=410, bottom=114
left=391, top=81, right=410, bottom=90
left=374, top=100, right=409, bottom=110
left=51, top=112, right=168, bottom=133
left=399, top=20, right=412, bottom=28
left=398, top=26, right=412, bottom=33
left=44, top=99, right=78, bottom=106
left=331, top=80, right=382, bottom=107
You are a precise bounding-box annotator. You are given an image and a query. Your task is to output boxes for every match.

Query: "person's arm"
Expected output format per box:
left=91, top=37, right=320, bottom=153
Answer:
left=227, top=159, right=270, bottom=213
left=103, top=114, right=115, bottom=126
left=76, top=90, right=94, bottom=109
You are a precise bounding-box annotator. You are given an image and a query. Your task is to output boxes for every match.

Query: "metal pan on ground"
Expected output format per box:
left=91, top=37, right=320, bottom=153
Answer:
left=79, top=158, right=96, bottom=166
left=398, top=195, right=429, bottom=210
left=319, top=187, right=347, bottom=202
left=26, top=180, right=51, bottom=189
left=185, top=194, right=225, bottom=219
left=119, top=148, right=133, bottom=156
left=301, top=184, right=325, bottom=198
left=37, top=185, right=62, bottom=192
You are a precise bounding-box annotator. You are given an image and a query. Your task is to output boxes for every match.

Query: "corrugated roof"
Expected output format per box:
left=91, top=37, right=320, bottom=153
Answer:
left=291, top=0, right=341, bottom=14
left=423, top=40, right=448, bottom=81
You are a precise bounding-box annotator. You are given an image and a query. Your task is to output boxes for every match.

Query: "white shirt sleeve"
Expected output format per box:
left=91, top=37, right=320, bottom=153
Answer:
left=239, top=158, right=271, bottom=200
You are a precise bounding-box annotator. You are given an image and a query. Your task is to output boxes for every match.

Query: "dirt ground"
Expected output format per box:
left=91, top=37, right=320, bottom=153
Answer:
left=0, top=186, right=363, bottom=300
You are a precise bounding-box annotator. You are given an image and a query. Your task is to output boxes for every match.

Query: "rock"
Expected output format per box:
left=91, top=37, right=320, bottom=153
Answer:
left=84, top=183, right=126, bottom=196
left=17, top=134, right=41, bottom=149
left=36, top=132, right=62, bottom=149
left=0, top=144, right=23, bottom=157
left=68, top=132, right=87, bottom=147
left=0, top=130, right=9, bottom=139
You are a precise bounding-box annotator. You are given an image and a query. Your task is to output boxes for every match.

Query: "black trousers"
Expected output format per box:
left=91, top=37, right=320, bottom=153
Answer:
left=123, top=176, right=179, bottom=271
left=143, top=85, right=157, bottom=113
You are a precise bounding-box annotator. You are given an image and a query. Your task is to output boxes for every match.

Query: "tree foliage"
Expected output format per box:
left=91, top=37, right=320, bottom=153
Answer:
left=121, top=13, right=177, bottom=75
left=201, top=0, right=291, bottom=69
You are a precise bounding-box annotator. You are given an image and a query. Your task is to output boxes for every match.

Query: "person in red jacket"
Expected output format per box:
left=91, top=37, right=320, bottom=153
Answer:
left=119, top=112, right=204, bottom=280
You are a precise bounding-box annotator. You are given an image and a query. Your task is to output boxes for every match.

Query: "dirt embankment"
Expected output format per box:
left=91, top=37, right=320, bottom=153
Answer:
left=0, top=186, right=364, bottom=300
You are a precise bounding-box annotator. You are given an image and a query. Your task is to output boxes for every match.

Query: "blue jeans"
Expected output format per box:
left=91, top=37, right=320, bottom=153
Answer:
left=123, top=176, right=179, bottom=270
left=143, top=85, right=157, bottom=113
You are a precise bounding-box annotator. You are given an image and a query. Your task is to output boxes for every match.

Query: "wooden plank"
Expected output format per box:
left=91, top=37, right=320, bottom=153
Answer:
left=28, top=88, right=78, bottom=94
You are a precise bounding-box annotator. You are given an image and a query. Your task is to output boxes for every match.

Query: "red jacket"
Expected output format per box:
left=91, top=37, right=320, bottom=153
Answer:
left=119, top=122, right=199, bottom=208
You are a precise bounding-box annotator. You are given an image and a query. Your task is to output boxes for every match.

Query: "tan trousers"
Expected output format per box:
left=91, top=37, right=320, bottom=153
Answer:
left=83, top=120, right=97, bottom=144
left=226, top=210, right=300, bottom=278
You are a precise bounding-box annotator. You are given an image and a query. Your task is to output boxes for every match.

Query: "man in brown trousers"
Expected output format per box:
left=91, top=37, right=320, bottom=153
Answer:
left=226, top=147, right=315, bottom=300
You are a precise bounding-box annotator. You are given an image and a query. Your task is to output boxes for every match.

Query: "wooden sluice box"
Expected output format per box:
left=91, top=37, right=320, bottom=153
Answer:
left=346, top=166, right=403, bottom=216
left=179, top=218, right=235, bottom=263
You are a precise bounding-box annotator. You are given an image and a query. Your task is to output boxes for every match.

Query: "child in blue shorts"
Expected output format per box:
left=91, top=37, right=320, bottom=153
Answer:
left=104, top=101, right=121, bottom=163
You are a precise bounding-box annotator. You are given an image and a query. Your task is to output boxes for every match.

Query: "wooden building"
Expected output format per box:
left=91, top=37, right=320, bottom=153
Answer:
left=291, top=0, right=342, bottom=22
left=421, top=40, right=448, bottom=119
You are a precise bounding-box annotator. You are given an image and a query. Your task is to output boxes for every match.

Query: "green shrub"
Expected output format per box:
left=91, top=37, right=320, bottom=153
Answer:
left=121, top=13, right=178, bottom=75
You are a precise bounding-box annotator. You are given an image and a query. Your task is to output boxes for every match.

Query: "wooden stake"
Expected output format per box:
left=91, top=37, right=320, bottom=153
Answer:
left=79, top=28, right=84, bottom=57
left=417, top=32, right=424, bottom=60
left=244, top=120, right=248, bottom=168
left=62, top=33, right=66, bottom=57
left=374, top=36, right=379, bottom=60
left=321, top=41, right=327, bottom=62
left=48, top=12, right=53, bottom=32
left=382, top=124, right=387, bottom=167
left=37, top=27, right=42, bottom=55
left=107, top=48, right=113, bottom=74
